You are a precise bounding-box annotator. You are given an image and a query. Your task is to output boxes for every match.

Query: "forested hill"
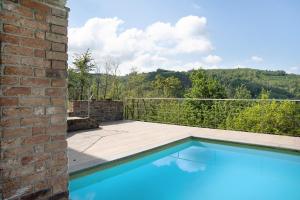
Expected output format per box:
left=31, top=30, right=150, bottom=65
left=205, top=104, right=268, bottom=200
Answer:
left=137, top=68, right=300, bottom=99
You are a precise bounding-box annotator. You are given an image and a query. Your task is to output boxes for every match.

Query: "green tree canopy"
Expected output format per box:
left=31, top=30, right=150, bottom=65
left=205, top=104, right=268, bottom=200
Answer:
left=234, top=84, right=252, bottom=99
left=72, top=50, right=95, bottom=100
left=226, top=101, right=299, bottom=135
left=152, top=75, right=182, bottom=97
left=185, top=70, right=226, bottom=99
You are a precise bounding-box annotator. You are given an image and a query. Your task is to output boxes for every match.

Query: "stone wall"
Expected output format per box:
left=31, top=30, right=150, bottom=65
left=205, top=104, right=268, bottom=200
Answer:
left=70, top=100, right=124, bottom=122
left=0, top=0, right=69, bottom=199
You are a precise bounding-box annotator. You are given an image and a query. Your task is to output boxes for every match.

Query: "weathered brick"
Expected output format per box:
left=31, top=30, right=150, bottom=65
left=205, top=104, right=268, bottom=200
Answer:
left=0, top=76, right=19, bottom=85
left=4, top=66, right=33, bottom=76
left=3, top=146, right=32, bottom=161
left=22, top=135, right=50, bottom=145
left=34, top=181, right=49, bottom=192
left=45, top=141, right=67, bottom=152
left=32, top=127, right=46, bottom=135
left=19, top=97, right=50, bottom=106
left=20, top=18, right=49, bottom=31
left=46, top=15, right=67, bottom=26
left=20, top=0, right=50, bottom=13
left=35, top=30, right=45, bottom=39
left=50, top=114, right=66, bottom=125
left=21, top=77, right=50, bottom=87
left=34, top=49, right=45, bottom=58
left=46, top=106, right=65, bottom=115
left=46, top=125, right=66, bottom=134
left=3, top=166, right=35, bottom=179
left=0, top=97, right=19, bottom=106
left=21, top=156, right=34, bottom=165
left=21, top=172, right=48, bottom=185
left=3, top=24, right=34, bottom=37
left=51, top=135, right=65, bottom=142
left=46, top=69, right=67, bottom=78
left=51, top=175, right=68, bottom=194
left=21, top=57, right=44, bottom=67
left=34, top=68, right=46, bottom=77
left=1, top=0, right=69, bottom=199
left=0, top=33, right=20, bottom=44
left=2, top=107, right=32, bottom=117
left=20, top=37, right=50, bottom=49
left=51, top=42, right=66, bottom=52
left=51, top=25, right=67, bottom=35
left=1, top=137, right=22, bottom=149
left=45, top=88, right=65, bottom=96
left=35, top=12, right=47, bottom=22
left=51, top=79, right=66, bottom=87
left=33, top=106, right=45, bottom=115
left=21, top=116, right=49, bottom=126
left=51, top=60, right=66, bottom=69
left=0, top=118, right=20, bottom=127
left=3, top=87, right=31, bottom=96
left=45, top=32, right=67, bottom=43
left=33, top=145, right=45, bottom=154
left=51, top=97, right=65, bottom=106
left=3, top=0, right=34, bottom=18
left=4, top=45, right=34, bottom=56
left=51, top=7, right=67, bottom=18
left=2, top=55, right=21, bottom=65
left=2, top=127, right=32, bottom=138
left=46, top=51, right=67, bottom=61
left=31, top=88, right=45, bottom=96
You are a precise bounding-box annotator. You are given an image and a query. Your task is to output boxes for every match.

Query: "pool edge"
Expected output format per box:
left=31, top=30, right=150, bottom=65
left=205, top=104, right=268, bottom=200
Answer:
left=69, top=135, right=300, bottom=179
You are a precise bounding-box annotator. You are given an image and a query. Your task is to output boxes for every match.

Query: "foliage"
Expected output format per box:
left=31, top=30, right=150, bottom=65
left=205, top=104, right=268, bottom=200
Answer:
left=234, top=85, right=252, bottom=99
left=152, top=75, right=182, bottom=97
left=226, top=101, right=300, bottom=136
left=71, top=50, right=95, bottom=100
left=68, top=52, right=300, bottom=136
left=185, top=70, right=226, bottom=99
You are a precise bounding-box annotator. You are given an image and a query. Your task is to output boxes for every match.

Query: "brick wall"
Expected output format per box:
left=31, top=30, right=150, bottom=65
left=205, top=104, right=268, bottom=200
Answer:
left=0, top=0, right=69, bottom=199
left=70, top=100, right=124, bottom=122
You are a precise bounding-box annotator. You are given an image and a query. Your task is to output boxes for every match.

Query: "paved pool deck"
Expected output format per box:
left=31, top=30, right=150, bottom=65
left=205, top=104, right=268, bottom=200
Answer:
left=67, top=120, right=300, bottom=173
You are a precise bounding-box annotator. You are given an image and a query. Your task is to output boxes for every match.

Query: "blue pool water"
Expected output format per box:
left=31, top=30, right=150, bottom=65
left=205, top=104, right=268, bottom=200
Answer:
left=70, top=140, right=300, bottom=200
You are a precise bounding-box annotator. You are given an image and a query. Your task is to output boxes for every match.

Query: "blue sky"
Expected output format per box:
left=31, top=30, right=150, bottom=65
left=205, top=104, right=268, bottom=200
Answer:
left=67, top=0, right=300, bottom=74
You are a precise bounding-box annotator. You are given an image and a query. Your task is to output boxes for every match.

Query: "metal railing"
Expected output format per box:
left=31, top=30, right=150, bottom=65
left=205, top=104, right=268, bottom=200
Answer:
left=124, top=98, right=300, bottom=136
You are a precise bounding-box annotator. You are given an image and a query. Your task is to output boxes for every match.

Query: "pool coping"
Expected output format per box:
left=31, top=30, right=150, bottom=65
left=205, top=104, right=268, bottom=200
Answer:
left=68, top=121, right=300, bottom=176
left=69, top=135, right=300, bottom=179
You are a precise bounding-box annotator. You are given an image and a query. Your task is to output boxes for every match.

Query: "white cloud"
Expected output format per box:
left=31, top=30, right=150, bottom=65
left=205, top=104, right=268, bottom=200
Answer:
left=251, top=56, right=264, bottom=62
left=285, top=66, right=300, bottom=74
left=68, top=16, right=215, bottom=74
left=203, top=55, right=222, bottom=65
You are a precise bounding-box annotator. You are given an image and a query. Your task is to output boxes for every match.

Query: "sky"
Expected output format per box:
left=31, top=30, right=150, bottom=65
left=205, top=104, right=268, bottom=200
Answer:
left=67, top=0, right=300, bottom=75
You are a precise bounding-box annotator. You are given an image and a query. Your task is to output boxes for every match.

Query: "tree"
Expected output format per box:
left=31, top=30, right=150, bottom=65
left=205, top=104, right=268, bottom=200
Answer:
left=72, top=50, right=95, bottom=100
left=94, top=63, right=101, bottom=100
left=152, top=75, right=182, bottom=97
left=226, top=101, right=299, bottom=135
left=259, top=88, right=270, bottom=99
left=185, top=69, right=226, bottom=99
left=68, top=68, right=80, bottom=100
left=234, top=84, right=252, bottom=99
left=124, top=67, right=146, bottom=98
left=108, top=59, right=121, bottom=99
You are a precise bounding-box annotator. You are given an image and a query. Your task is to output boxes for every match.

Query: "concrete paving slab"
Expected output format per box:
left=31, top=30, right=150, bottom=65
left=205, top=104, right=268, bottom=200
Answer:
left=67, top=120, right=300, bottom=173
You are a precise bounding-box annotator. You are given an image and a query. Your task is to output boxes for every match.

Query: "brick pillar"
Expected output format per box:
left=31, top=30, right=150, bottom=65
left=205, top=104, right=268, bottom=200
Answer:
left=0, top=0, right=69, bottom=199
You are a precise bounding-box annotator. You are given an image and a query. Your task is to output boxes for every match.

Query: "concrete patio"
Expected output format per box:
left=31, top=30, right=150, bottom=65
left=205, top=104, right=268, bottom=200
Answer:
left=67, top=120, right=300, bottom=173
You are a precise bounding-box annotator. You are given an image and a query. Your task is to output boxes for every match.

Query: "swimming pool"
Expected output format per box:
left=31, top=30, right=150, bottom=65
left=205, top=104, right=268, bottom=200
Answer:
left=70, top=139, right=300, bottom=200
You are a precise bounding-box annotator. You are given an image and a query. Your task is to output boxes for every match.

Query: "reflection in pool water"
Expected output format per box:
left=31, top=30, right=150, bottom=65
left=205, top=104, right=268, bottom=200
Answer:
left=153, top=146, right=209, bottom=172
left=70, top=140, right=300, bottom=200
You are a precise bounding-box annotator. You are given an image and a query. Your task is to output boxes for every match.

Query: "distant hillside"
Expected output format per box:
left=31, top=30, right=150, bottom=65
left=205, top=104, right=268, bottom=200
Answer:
left=134, top=68, right=300, bottom=99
